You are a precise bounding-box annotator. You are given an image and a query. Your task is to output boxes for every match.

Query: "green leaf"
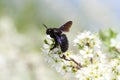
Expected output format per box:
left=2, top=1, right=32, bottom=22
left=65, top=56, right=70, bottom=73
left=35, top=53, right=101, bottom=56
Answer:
left=77, top=43, right=84, bottom=49
left=109, top=28, right=117, bottom=38
left=44, top=39, right=49, bottom=44
left=99, top=28, right=117, bottom=46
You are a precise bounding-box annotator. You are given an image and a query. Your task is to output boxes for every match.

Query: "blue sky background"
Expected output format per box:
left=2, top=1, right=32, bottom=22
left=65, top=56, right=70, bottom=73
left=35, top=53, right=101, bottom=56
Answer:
left=0, top=0, right=120, bottom=33
left=41, top=0, right=120, bottom=32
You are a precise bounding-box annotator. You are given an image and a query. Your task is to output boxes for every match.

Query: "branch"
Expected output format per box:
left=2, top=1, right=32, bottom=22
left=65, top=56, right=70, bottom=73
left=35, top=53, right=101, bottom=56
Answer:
left=59, top=54, right=82, bottom=69
left=112, top=47, right=120, bottom=54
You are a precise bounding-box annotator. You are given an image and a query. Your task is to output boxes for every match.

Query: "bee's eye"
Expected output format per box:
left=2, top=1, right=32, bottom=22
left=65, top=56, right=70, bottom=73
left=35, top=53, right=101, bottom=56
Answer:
left=48, top=29, right=52, bottom=33
left=46, top=29, right=52, bottom=34
left=48, top=29, right=51, bottom=32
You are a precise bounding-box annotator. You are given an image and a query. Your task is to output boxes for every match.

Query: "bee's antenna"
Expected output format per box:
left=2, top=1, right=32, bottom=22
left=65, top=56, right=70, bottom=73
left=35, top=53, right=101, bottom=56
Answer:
left=43, top=24, right=48, bottom=29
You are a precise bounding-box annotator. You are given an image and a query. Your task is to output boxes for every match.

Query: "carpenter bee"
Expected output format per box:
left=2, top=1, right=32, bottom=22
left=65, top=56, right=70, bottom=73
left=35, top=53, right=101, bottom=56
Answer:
left=43, top=21, right=72, bottom=52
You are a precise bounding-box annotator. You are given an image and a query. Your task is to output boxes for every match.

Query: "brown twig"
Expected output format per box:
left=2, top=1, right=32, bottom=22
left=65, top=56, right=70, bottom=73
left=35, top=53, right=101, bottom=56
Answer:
left=113, top=47, right=120, bottom=54
left=59, top=54, right=82, bottom=69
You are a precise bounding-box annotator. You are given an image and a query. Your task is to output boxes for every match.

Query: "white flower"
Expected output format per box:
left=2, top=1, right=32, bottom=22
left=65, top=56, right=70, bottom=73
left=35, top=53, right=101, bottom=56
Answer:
left=74, top=31, right=101, bottom=50
left=43, top=30, right=120, bottom=80
left=79, top=46, right=94, bottom=58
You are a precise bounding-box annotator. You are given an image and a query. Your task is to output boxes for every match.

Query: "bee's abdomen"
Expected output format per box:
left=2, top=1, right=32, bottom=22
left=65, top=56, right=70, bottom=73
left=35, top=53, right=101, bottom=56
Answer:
left=60, top=34, right=68, bottom=52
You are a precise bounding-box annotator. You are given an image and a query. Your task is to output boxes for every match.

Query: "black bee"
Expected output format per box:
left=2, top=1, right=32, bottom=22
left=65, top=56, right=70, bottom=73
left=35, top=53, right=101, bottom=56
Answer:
left=43, top=21, right=72, bottom=52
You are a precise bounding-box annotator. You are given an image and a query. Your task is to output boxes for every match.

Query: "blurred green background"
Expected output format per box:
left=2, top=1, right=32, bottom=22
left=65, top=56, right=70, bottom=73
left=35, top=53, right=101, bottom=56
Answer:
left=0, top=0, right=120, bottom=80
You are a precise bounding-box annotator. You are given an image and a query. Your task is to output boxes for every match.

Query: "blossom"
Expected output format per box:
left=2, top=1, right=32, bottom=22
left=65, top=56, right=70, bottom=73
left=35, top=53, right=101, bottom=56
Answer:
left=73, top=31, right=103, bottom=65
left=42, top=35, right=83, bottom=76
left=42, top=30, right=120, bottom=80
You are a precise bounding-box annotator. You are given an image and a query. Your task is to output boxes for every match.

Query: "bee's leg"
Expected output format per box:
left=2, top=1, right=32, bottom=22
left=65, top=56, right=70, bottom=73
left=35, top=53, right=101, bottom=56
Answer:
left=50, top=39, right=57, bottom=51
left=50, top=44, right=57, bottom=51
left=49, top=34, right=61, bottom=52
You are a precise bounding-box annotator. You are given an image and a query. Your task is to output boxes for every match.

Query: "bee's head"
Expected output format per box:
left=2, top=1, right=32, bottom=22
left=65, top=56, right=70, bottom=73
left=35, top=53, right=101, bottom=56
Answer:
left=46, top=28, right=53, bottom=35
left=43, top=24, right=53, bottom=35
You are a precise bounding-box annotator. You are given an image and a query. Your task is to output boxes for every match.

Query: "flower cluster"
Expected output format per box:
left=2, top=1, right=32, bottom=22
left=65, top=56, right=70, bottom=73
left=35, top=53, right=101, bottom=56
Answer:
left=76, top=58, right=120, bottom=80
left=73, top=31, right=109, bottom=80
left=42, top=35, right=81, bottom=75
left=43, top=31, right=120, bottom=80
left=73, top=31, right=103, bottom=65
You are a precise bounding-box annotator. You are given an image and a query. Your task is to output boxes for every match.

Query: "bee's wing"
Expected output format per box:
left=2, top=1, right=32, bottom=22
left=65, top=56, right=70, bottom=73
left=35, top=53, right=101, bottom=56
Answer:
left=59, top=21, right=72, bottom=32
